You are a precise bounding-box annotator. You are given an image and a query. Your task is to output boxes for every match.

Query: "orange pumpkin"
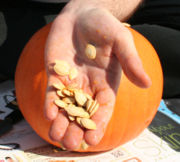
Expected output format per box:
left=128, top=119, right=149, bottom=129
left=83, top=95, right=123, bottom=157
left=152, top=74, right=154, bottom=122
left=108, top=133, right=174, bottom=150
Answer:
left=15, top=23, right=163, bottom=152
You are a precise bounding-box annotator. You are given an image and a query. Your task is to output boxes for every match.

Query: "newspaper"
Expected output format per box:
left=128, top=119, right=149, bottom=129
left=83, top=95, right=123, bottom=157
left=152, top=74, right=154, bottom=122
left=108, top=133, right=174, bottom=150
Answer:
left=0, top=80, right=179, bottom=162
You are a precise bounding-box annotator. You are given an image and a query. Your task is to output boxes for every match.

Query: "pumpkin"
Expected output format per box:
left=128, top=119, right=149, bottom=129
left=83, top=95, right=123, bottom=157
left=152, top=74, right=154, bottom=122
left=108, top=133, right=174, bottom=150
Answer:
left=15, top=23, right=163, bottom=152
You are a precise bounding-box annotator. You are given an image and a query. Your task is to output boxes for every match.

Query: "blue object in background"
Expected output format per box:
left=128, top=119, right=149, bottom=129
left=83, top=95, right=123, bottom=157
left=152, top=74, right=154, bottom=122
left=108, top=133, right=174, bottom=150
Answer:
left=158, top=100, right=180, bottom=124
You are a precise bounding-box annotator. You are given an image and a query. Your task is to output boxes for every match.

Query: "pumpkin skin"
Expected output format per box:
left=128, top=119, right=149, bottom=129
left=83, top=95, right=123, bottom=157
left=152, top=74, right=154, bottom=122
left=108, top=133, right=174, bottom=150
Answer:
left=15, top=23, right=163, bottom=152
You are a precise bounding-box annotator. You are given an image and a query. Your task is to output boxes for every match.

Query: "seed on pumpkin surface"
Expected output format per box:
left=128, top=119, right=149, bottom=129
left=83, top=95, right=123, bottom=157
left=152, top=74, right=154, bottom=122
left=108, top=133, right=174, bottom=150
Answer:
left=54, top=99, right=67, bottom=108
left=69, top=67, right=78, bottom=80
left=80, top=118, right=96, bottom=130
left=53, top=60, right=70, bottom=76
left=85, top=44, right=96, bottom=59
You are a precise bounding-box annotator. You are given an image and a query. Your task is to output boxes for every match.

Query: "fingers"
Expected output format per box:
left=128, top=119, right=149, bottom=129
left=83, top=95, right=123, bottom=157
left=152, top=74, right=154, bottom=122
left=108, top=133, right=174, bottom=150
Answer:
left=61, top=122, right=84, bottom=150
left=114, top=27, right=152, bottom=88
left=84, top=88, right=115, bottom=146
left=49, top=111, right=69, bottom=141
left=44, top=17, right=75, bottom=120
left=46, top=75, right=84, bottom=150
left=84, top=73, right=116, bottom=145
left=44, top=76, right=64, bottom=120
left=45, top=72, right=87, bottom=149
left=45, top=16, right=75, bottom=69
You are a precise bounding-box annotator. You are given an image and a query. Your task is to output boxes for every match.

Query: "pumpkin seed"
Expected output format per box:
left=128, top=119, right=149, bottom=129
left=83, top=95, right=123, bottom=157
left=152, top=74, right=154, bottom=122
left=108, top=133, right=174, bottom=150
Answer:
left=85, top=44, right=96, bottom=59
left=57, top=90, right=65, bottom=97
left=80, top=118, right=96, bottom=130
left=59, top=142, right=66, bottom=150
left=62, top=89, right=74, bottom=97
left=86, top=99, right=93, bottom=112
left=122, top=22, right=131, bottom=27
left=76, top=117, right=82, bottom=126
left=81, top=140, right=89, bottom=150
left=66, top=83, right=78, bottom=91
left=54, top=60, right=70, bottom=76
left=52, top=82, right=65, bottom=90
left=84, top=93, right=92, bottom=100
left=68, top=115, right=75, bottom=121
left=65, top=105, right=89, bottom=118
left=62, top=97, right=76, bottom=104
left=54, top=99, right=67, bottom=108
left=90, top=103, right=99, bottom=117
left=11, top=100, right=18, bottom=106
left=69, top=67, right=78, bottom=80
left=74, top=90, right=87, bottom=106
left=88, top=100, right=97, bottom=113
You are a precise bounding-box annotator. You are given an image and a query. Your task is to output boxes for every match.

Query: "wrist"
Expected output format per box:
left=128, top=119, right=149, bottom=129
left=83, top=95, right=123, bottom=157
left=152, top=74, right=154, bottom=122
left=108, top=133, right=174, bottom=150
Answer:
left=61, top=0, right=106, bottom=18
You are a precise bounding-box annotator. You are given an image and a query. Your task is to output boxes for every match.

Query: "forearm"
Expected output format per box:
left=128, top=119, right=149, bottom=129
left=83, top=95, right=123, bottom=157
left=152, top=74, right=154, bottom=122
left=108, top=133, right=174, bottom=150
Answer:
left=100, top=0, right=143, bottom=21
left=65, top=0, right=143, bottom=21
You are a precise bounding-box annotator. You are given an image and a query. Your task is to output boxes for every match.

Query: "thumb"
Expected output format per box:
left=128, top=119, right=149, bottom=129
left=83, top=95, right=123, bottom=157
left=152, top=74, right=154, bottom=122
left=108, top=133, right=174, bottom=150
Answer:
left=113, top=26, right=151, bottom=88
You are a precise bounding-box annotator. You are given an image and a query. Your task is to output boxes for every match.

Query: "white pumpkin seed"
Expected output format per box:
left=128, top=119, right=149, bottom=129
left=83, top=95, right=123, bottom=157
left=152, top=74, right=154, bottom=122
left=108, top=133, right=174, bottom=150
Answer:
left=66, top=83, right=78, bottom=91
left=85, top=44, right=96, bottom=59
left=122, top=22, right=131, bottom=27
left=59, top=142, right=66, bottom=150
left=68, top=115, right=75, bottom=121
left=89, top=103, right=99, bottom=117
left=86, top=99, right=93, bottom=112
left=54, top=99, right=67, bottom=108
left=65, top=105, right=89, bottom=118
left=76, top=117, right=82, bottom=126
left=88, top=100, right=97, bottom=113
left=54, top=60, right=70, bottom=76
left=80, top=118, right=96, bottom=130
left=74, top=90, right=87, bottom=106
left=81, top=140, right=89, bottom=150
left=62, top=89, right=74, bottom=97
left=69, top=67, right=78, bottom=80
left=84, top=93, right=92, bottom=100
left=57, top=90, right=65, bottom=97
left=52, top=82, right=65, bottom=90
left=62, top=97, right=76, bottom=104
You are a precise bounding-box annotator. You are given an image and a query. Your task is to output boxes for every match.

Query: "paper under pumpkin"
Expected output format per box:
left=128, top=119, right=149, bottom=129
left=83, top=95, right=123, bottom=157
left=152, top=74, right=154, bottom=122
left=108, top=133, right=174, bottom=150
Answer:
left=15, top=23, right=163, bottom=152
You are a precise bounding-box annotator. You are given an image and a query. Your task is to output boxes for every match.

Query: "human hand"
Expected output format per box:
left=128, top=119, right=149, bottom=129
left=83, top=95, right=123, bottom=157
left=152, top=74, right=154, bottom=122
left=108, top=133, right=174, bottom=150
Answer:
left=44, top=2, right=151, bottom=150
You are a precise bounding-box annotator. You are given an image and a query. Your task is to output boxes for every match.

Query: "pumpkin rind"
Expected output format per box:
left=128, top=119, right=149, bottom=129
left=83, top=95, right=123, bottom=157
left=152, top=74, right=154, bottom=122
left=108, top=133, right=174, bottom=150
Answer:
left=15, top=23, right=163, bottom=152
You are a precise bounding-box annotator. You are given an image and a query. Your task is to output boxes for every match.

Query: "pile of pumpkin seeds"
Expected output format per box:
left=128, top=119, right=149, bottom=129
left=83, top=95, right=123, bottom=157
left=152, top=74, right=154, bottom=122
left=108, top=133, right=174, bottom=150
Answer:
left=53, top=60, right=99, bottom=130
